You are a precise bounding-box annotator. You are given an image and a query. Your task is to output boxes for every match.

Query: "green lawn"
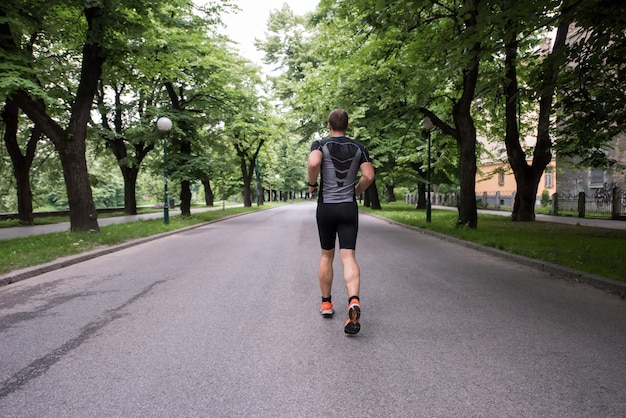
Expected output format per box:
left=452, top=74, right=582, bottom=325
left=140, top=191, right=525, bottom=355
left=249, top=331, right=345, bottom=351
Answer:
left=362, top=203, right=626, bottom=283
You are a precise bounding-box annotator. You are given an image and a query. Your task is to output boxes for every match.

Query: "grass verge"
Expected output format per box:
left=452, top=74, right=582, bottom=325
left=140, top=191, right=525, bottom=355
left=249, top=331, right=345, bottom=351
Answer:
left=0, top=205, right=268, bottom=275
left=362, top=203, right=626, bottom=283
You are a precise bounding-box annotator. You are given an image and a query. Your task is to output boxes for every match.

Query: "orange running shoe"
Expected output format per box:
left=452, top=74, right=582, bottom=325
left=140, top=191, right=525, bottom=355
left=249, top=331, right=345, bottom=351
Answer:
left=320, top=301, right=334, bottom=317
left=344, top=299, right=361, bottom=334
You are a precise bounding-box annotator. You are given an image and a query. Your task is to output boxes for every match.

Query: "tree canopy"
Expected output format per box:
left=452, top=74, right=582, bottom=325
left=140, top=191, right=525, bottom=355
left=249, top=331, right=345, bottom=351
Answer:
left=1, top=0, right=624, bottom=231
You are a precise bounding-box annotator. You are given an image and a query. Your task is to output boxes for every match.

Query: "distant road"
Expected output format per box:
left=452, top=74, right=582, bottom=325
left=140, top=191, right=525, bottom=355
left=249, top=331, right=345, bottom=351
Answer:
left=1, top=202, right=625, bottom=416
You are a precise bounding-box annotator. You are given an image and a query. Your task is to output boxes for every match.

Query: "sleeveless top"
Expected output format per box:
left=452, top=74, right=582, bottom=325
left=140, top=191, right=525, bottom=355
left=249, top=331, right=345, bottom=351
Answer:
left=310, top=136, right=371, bottom=203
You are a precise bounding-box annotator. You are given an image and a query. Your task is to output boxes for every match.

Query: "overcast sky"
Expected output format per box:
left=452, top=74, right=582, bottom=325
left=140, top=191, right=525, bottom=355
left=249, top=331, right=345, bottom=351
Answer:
left=220, top=0, right=319, bottom=68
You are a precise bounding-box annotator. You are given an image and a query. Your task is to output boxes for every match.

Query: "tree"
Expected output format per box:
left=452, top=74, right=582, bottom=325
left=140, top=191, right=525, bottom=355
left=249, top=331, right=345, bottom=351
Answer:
left=227, top=108, right=269, bottom=207
left=554, top=0, right=626, bottom=168
left=1, top=2, right=110, bottom=231
left=2, top=0, right=238, bottom=227
left=479, top=0, right=625, bottom=221
left=94, top=81, right=155, bottom=215
left=500, top=1, right=571, bottom=222
left=149, top=2, right=244, bottom=215
left=2, top=99, right=41, bottom=223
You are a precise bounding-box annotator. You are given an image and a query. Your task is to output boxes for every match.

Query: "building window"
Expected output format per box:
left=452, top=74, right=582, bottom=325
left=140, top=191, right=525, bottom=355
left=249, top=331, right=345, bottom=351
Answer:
left=498, top=172, right=505, bottom=186
left=545, top=169, right=553, bottom=188
left=590, top=169, right=604, bottom=187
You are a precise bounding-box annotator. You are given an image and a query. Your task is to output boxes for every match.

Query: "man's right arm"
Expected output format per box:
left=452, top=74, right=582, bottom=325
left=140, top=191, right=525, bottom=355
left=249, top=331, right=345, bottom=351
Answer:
left=307, top=150, right=323, bottom=193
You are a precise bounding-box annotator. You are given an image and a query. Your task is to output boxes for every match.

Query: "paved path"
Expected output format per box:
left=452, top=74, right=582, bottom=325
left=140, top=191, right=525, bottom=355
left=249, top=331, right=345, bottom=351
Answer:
left=475, top=207, right=626, bottom=230
left=1, top=202, right=625, bottom=416
left=0, top=206, right=240, bottom=240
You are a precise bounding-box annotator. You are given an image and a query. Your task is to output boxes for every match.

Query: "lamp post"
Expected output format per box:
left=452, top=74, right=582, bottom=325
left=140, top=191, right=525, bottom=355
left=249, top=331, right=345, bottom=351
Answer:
left=422, top=117, right=435, bottom=223
left=255, top=157, right=261, bottom=206
left=157, top=116, right=173, bottom=225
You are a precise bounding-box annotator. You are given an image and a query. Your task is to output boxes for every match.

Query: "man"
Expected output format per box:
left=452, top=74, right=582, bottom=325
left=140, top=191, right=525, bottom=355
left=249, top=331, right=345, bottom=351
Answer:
left=307, top=109, right=375, bottom=335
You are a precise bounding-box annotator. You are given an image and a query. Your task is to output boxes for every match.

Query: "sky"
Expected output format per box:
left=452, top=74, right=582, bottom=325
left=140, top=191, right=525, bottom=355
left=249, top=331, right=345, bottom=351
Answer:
left=220, top=0, right=319, bottom=69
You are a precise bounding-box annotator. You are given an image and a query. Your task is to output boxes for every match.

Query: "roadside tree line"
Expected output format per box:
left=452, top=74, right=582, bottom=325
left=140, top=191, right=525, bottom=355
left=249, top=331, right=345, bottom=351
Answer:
left=1, top=0, right=309, bottom=232
left=259, top=0, right=625, bottom=228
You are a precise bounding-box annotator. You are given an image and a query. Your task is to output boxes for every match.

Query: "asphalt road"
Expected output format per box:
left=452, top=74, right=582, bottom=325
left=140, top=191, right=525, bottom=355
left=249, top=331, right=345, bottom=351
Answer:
left=1, top=202, right=625, bottom=417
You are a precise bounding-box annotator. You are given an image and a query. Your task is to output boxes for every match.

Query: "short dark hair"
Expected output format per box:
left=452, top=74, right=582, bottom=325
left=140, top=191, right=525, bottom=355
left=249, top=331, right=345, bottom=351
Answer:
left=328, top=109, right=348, bottom=131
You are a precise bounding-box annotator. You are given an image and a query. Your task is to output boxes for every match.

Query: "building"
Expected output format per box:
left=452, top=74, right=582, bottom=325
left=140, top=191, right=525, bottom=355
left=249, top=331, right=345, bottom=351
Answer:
left=475, top=160, right=557, bottom=208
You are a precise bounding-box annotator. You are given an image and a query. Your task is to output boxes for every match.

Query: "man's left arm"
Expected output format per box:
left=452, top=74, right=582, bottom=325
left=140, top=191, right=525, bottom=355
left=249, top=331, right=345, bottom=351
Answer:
left=355, top=162, right=375, bottom=196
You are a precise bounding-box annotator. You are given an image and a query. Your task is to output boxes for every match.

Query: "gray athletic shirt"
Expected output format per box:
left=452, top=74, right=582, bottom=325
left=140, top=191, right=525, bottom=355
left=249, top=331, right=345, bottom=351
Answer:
left=310, top=136, right=372, bottom=203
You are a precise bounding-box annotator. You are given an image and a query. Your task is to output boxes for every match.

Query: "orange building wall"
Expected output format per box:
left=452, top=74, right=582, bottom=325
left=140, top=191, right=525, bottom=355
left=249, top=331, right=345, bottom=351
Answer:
left=475, top=161, right=557, bottom=198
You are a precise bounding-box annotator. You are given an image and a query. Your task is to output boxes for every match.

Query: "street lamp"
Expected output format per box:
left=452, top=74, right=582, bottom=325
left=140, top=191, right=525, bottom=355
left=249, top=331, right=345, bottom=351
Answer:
left=157, top=116, right=173, bottom=225
left=422, top=117, right=435, bottom=223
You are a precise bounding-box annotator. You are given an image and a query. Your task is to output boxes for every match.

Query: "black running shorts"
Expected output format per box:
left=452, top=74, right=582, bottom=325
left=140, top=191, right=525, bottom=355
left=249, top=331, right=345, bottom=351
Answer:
left=316, top=202, right=359, bottom=250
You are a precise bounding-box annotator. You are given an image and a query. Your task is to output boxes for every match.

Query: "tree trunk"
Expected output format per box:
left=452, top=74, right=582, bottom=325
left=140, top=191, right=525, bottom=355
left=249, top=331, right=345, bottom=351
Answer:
left=385, top=184, right=396, bottom=203
left=242, top=182, right=252, bottom=207
left=256, top=180, right=264, bottom=206
left=242, top=156, right=258, bottom=207
left=203, top=179, right=214, bottom=206
left=12, top=95, right=100, bottom=231
left=504, top=30, right=538, bottom=221
left=367, top=182, right=382, bottom=210
left=409, top=161, right=427, bottom=209
left=57, top=138, right=99, bottom=231
left=180, top=179, right=191, bottom=215
left=178, top=137, right=192, bottom=215
left=122, top=167, right=139, bottom=215
left=2, top=99, right=37, bottom=224
left=450, top=5, right=480, bottom=228
left=415, top=182, right=426, bottom=209
left=454, top=124, right=478, bottom=228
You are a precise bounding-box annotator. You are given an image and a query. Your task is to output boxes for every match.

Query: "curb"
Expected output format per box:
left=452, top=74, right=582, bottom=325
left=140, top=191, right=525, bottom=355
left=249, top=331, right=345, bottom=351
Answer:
left=362, top=212, right=626, bottom=298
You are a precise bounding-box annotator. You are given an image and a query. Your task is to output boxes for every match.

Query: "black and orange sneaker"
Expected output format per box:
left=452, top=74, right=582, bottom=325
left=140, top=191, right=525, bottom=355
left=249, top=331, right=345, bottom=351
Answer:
left=344, top=299, right=361, bottom=334
left=320, top=301, right=334, bottom=317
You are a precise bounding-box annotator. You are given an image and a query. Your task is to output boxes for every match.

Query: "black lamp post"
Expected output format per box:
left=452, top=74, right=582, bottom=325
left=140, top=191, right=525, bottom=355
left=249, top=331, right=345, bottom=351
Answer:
left=157, top=116, right=173, bottom=225
left=423, top=117, right=435, bottom=223
left=255, top=157, right=261, bottom=206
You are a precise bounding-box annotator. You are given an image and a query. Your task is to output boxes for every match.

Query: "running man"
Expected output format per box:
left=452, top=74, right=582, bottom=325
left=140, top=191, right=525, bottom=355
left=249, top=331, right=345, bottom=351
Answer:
left=307, top=109, right=375, bottom=335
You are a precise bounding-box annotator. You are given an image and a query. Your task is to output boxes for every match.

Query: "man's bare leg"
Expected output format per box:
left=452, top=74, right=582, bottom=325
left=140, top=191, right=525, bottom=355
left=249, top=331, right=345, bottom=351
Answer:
left=318, top=249, right=335, bottom=297
left=318, top=249, right=335, bottom=316
left=340, top=249, right=361, bottom=334
left=339, top=249, right=360, bottom=298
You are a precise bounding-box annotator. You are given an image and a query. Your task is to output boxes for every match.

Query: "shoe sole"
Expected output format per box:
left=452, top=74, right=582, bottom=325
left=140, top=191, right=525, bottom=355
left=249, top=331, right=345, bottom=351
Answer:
left=321, top=309, right=334, bottom=318
left=344, top=304, right=361, bottom=335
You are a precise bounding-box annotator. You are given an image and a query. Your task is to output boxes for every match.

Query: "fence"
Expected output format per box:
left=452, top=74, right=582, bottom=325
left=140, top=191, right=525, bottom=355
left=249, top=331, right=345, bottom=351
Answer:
left=404, top=193, right=459, bottom=207
left=476, top=192, right=515, bottom=209
left=552, top=186, right=626, bottom=220
left=404, top=186, right=626, bottom=221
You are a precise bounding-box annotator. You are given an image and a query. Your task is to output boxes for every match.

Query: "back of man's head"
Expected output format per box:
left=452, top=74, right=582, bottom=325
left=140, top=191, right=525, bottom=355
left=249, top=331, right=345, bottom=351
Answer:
left=328, top=109, right=348, bottom=132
